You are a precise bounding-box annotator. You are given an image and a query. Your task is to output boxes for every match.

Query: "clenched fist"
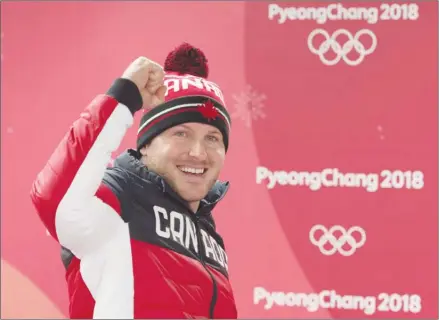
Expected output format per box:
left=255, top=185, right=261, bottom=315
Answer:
left=121, top=57, right=167, bottom=109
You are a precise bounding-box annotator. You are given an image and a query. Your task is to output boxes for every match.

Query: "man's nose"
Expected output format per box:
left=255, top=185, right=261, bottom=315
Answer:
left=188, top=141, right=207, bottom=159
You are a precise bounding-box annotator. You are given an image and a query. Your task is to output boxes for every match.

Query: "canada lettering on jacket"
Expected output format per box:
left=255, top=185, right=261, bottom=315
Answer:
left=153, top=205, right=228, bottom=271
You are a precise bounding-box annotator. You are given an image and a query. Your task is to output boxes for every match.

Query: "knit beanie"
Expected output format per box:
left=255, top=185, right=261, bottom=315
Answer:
left=136, top=43, right=231, bottom=151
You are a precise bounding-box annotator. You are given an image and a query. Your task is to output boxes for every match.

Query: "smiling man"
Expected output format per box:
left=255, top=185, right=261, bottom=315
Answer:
left=30, top=43, right=237, bottom=319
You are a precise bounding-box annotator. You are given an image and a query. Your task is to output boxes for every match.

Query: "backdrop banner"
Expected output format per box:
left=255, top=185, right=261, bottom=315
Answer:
left=1, top=1, right=437, bottom=318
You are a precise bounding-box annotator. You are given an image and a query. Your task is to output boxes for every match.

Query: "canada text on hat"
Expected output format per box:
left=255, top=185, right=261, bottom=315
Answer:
left=164, top=74, right=226, bottom=106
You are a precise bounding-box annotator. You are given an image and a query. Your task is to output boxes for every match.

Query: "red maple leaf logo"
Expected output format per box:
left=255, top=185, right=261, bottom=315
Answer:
left=197, top=100, right=219, bottom=121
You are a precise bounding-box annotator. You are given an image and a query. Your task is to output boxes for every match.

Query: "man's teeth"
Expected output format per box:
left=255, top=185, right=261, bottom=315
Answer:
left=179, top=167, right=205, bottom=174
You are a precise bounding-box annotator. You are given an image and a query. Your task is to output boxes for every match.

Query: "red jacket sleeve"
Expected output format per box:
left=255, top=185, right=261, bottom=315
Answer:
left=30, top=78, right=142, bottom=257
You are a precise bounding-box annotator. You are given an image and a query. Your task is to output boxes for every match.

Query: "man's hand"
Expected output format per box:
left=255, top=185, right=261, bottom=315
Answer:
left=121, top=57, right=167, bottom=109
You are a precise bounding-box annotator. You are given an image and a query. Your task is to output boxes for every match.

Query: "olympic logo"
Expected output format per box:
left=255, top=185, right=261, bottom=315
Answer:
left=307, top=29, right=377, bottom=66
left=309, top=225, right=366, bottom=256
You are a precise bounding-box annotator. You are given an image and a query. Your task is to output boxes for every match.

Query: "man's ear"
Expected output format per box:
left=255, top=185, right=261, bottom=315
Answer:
left=139, top=145, right=149, bottom=157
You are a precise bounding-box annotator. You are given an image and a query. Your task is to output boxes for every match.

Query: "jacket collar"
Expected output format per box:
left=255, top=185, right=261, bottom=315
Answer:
left=113, top=149, right=230, bottom=215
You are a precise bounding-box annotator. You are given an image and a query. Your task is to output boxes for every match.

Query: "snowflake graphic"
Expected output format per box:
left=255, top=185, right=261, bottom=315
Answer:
left=231, top=85, right=266, bottom=128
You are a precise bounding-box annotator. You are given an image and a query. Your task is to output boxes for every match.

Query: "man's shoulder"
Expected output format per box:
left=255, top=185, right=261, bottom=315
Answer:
left=102, top=165, right=128, bottom=189
left=103, top=165, right=159, bottom=195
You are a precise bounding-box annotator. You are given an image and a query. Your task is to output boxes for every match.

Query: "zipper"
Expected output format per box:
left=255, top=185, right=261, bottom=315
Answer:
left=162, top=184, right=220, bottom=319
left=194, top=215, right=218, bottom=319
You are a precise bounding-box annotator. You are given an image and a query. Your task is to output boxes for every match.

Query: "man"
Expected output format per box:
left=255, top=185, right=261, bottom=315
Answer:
left=30, top=43, right=237, bottom=319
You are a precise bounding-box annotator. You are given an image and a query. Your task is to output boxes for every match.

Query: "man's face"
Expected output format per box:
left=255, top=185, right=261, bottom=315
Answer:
left=140, top=122, right=226, bottom=205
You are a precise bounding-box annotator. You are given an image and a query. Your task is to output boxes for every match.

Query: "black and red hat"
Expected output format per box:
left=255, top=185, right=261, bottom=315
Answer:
left=136, top=43, right=231, bottom=151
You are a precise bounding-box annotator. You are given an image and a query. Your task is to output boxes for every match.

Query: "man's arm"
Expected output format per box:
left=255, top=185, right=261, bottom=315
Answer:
left=30, top=57, right=166, bottom=258
left=31, top=80, right=140, bottom=257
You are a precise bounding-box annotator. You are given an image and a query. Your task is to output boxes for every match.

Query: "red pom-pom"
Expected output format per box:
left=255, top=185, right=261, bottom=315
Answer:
left=164, top=43, right=209, bottom=78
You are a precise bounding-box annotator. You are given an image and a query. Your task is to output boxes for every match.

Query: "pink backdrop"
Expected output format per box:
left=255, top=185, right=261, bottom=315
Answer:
left=1, top=1, right=438, bottom=318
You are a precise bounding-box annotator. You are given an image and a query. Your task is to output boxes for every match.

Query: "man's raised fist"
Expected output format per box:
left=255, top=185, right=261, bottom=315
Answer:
left=121, top=56, right=167, bottom=109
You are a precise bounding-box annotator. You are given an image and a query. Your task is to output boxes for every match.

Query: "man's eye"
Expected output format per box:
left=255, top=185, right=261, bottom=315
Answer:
left=174, top=131, right=187, bottom=137
left=206, top=135, right=219, bottom=142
